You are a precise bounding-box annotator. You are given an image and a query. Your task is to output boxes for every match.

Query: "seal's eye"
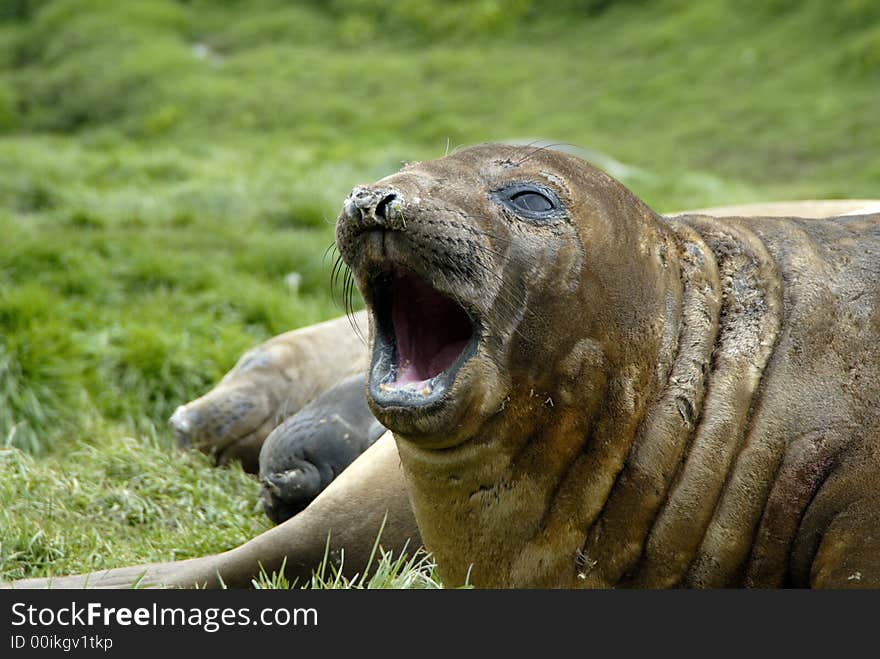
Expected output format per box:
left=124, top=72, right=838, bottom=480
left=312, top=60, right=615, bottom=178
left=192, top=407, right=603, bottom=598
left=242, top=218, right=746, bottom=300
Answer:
left=509, top=191, right=553, bottom=213
left=493, top=183, right=562, bottom=222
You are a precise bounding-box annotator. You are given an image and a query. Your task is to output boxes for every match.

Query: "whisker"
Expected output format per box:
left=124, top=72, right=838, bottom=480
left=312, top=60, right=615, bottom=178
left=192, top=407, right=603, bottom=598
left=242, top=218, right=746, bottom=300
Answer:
left=330, top=254, right=345, bottom=298
left=513, top=142, right=566, bottom=166
left=343, top=267, right=367, bottom=345
left=322, top=241, right=338, bottom=263
left=326, top=244, right=342, bottom=299
left=514, top=141, right=583, bottom=167
left=467, top=241, right=508, bottom=260
left=328, top=252, right=367, bottom=345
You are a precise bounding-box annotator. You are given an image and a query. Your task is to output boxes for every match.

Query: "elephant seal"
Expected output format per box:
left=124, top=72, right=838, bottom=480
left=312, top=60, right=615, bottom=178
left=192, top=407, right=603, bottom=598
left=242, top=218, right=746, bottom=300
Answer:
left=168, top=312, right=369, bottom=473
left=259, top=373, right=386, bottom=525
left=333, top=144, right=880, bottom=588
left=5, top=146, right=879, bottom=589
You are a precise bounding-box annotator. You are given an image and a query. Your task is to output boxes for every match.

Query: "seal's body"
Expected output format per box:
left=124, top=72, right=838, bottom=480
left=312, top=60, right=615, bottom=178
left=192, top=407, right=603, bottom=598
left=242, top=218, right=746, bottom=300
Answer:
left=6, top=146, right=879, bottom=589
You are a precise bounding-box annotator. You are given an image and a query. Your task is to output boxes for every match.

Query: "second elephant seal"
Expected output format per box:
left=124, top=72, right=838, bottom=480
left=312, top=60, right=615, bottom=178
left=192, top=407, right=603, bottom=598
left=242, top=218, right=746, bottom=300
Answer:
left=168, top=313, right=369, bottom=473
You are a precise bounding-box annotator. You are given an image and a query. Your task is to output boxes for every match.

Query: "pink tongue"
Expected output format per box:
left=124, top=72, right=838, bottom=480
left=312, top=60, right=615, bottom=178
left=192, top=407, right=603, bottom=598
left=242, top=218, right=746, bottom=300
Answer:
left=390, top=270, right=471, bottom=387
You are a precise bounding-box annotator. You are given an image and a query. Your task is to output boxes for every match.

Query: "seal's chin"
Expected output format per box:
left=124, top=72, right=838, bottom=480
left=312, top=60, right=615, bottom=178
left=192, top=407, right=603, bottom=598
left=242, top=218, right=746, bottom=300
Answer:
left=367, top=267, right=478, bottom=414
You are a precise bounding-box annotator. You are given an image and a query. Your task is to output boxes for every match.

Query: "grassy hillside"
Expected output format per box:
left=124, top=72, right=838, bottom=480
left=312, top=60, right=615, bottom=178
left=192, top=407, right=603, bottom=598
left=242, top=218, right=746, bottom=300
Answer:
left=1, top=0, right=878, bottom=583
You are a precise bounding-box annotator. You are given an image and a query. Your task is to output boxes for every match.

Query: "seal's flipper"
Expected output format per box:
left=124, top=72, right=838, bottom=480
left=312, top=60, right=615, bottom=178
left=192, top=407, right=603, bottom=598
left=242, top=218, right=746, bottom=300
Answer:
left=258, top=373, right=379, bottom=524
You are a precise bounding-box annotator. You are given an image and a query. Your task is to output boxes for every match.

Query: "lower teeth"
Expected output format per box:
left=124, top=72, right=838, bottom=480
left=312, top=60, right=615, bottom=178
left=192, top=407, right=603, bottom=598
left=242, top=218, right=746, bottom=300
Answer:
left=379, top=380, right=433, bottom=394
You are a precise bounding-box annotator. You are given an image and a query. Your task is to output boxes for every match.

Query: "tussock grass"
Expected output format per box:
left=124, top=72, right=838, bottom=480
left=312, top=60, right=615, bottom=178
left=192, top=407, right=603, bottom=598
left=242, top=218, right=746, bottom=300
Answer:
left=0, top=0, right=877, bottom=587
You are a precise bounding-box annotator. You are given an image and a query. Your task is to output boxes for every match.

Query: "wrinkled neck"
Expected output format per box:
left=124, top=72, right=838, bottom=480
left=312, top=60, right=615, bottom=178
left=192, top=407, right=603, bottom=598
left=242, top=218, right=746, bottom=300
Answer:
left=575, top=214, right=783, bottom=588
left=395, top=217, right=687, bottom=588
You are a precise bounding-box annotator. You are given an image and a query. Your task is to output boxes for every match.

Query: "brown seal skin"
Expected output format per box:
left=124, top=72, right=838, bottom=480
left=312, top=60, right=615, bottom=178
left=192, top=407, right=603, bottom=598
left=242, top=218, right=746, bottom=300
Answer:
left=335, top=144, right=880, bottom=588
left=5, top=147, right=879, bottom=589
left=168, top=313, right=369, bottom=473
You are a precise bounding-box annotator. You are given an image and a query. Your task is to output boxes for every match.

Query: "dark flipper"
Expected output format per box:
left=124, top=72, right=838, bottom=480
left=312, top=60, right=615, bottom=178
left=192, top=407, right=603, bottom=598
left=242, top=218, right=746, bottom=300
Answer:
left=259, top=373, right=384, bottom=525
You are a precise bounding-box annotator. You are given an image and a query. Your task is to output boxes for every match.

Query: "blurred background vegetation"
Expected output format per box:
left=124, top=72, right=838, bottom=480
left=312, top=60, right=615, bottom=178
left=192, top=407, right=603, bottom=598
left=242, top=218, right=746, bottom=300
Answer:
left=1, top=0, right=878, bottom=581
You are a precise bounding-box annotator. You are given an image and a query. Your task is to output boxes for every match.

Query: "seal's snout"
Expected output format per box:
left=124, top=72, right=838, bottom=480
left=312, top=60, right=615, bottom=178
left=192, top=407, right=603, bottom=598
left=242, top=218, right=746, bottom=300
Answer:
left=343, top=186, right=405, bottom=230
left=169, top=405, right=196, bottom=447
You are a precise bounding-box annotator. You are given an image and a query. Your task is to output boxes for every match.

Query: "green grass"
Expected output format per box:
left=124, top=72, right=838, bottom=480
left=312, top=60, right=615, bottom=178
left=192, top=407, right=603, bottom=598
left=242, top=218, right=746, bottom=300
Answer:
left=1, top=0, right=878, bottom=586
left=251, top=537, right=446, bottom=590
left=0, top=433, right=269, bottom=582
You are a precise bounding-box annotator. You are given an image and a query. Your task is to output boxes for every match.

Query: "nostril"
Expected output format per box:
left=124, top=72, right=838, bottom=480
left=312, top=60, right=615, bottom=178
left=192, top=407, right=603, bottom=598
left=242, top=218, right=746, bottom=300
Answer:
left=374, top=193, right=398, bottom=221
left=168, top=406, right=193, bottom=447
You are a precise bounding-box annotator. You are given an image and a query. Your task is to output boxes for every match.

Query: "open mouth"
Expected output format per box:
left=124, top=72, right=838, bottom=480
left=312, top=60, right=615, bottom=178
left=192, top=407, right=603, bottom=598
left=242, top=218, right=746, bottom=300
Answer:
left=369, top=267, right=478, bottom=408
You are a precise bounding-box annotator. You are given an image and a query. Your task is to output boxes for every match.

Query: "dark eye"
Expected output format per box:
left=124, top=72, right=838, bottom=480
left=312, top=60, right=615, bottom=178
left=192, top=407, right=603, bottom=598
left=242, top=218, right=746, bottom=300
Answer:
left=509, top=191, right=553, bottom=212
left=492, top=183, right=562, bottom=222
